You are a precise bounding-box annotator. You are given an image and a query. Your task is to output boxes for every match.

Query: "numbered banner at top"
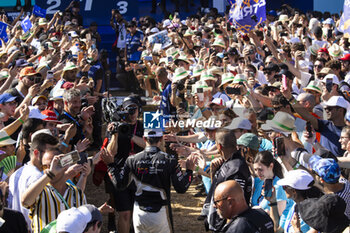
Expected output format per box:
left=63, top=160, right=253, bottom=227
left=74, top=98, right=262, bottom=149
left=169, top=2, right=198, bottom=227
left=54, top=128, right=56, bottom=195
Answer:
left=35, top=0, right=138, bottom=24
left=228, top=0, right=266, bottom=33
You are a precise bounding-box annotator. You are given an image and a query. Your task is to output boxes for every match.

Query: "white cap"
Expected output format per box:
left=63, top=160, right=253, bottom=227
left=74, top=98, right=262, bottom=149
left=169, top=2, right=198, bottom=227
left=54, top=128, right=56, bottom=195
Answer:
left=31, top=129, right=53, bottom=142
left=28, top=106, right=47, bottom=120
left=224, top=117, right=252, bottom=130
left=324, top=96, right=350, bottom=110
left=0, top=130, right=16, bottom=146
left=163, top=19, right=171, bottom=28
left=68, top=31, right=79, bottom=38
left=150, top=27, right=159, bottom=33
left=321, top=74, right=340, bottom=85
left=277, top=169, right=314, bottom=190
left=144, top=128, right=163, bottom=137
left=210, top=98, right=226, bottom=107
left=56, top=207, right=90, bottom=233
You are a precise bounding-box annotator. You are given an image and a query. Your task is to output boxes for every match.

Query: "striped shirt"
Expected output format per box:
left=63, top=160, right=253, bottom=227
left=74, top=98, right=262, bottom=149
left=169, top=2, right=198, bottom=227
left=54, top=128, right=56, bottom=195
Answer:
left=338, top=178, right=350, bottom=220
left=28, top=183, right=86, bottom=233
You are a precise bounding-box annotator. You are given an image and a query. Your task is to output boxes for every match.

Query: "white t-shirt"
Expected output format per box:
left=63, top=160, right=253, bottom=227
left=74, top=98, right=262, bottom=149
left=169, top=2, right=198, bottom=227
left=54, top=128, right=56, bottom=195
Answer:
left=312, top=39, right=329, bottom=49
left=8, top=163, right=43, bottom=231
left=116, top=23, right=127, bottom=49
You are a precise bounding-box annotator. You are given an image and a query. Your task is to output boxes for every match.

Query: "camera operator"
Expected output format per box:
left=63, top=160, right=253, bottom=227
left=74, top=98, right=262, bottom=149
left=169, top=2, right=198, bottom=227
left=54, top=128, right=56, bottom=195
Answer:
left=105, top=95, right=145, bottom=233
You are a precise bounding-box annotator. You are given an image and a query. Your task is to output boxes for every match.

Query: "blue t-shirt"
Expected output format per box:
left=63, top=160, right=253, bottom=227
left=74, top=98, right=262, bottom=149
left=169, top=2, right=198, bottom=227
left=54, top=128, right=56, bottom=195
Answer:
left=251, top=176, right=293, bottom=228
left=88, top=61, right=104, bottom=92
left=160, top=81, right=176, bottom=117
left=126, top=30, right=144, bottom=61
left=317, top=119, right=344, bottom=156
left=282, top=203, right=311, bottom=233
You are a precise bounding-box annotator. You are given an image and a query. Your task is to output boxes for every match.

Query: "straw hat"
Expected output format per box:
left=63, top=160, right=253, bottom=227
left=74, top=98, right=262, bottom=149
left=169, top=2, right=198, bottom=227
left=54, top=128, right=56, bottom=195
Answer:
left=328, top=43, right=343, bottom=58
left=192, top=65, right=205, bottom=78
left=183, top=29, right=195, bottom=37
left=200, top=70, right=216, bottom=81
left=303, top=80, right=322, bottom=94
left=193, top=80, right=212, bottom=92
left=0, top=130, right=16, bottom=146
left=309, top=43, right=320, bottom=56
left=0, top=71, right=9, bottom=81
left=174, top=51, right=191, bottom=65
left=50, top=37, right=60, bottom=44
left=232, top=74, right=247, bottom=83
left=261, top=111, right=296, bottom=133
left=219, top=73, right=235, bottom=87
left=318, top=67, right=334, bottom=75
left=209, top=66, right=223, bottom=75
left=20, top=31, right=31, bottom=41
left=278, top=14, right=289, bottom=23
left=172, top=67, right=190, bottom=82
left=63, top=62, right=78, bottom=72
left=158, top=57, right=168, bottom=65
left=38, top=18, right=48, bottom=26
left=212, top=37, right=226, bottom=48
left=166, top=47, right=179, bottom=57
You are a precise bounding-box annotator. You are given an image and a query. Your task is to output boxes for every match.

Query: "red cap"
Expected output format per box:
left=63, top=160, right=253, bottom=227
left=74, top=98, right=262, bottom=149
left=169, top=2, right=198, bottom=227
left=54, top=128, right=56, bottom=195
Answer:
left=41, top=110, right=62, bottom=123
left=340, top=53, right=350, bottom=61
left=61, top=82, right=74, bottom=90
left=318, top=48, right=329, bottom=54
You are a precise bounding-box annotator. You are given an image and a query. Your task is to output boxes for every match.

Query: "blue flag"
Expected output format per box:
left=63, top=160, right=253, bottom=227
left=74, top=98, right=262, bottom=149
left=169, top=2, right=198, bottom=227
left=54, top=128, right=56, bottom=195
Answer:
left=21, top=16, right=32, bottom=33
left=228, top=0, right=266, bottom=33
left=339, top=0, right=350, bottom=37
left=0, top=22, right=8, bottom=44
left=33, top=5, right=47, bottom=18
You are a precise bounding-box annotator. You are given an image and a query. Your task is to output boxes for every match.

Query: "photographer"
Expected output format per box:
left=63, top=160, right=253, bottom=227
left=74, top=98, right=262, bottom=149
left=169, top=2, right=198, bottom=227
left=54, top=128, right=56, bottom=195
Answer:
left=110, top=9, right=127, bottom=73
left=105, top=95, right=145, bottom=233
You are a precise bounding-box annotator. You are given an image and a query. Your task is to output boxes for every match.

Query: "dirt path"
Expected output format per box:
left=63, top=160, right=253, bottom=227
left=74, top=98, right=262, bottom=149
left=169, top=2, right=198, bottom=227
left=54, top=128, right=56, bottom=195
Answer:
left=85, top=176, right=207, bottom=233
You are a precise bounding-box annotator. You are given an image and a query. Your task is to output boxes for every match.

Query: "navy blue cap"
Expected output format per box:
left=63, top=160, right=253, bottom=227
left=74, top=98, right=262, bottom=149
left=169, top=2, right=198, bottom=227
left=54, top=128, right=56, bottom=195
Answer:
left=16, top=59, right=29, bottom=67
left=0, top=93, right=16, bottom=104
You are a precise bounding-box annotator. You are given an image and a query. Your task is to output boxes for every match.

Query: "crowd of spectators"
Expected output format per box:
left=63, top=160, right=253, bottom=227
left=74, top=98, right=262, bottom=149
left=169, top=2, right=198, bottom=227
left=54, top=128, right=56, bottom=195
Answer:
left=0, top=1, right=349, bottom=233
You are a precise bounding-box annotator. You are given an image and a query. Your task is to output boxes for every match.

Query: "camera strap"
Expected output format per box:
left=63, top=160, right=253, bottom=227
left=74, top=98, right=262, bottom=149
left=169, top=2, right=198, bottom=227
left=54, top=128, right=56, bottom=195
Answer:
left=50, top=185, right=70, bottom=209
left=63, top=111, right=85, bottom=139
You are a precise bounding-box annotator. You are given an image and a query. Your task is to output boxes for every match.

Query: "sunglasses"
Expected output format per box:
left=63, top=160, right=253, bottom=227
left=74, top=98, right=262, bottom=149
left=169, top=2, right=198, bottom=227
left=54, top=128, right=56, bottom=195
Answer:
left=314, top=64, right=323, bottom=69
left=324, top=106, right=339, bottom=111
left=213, top=196, right=229, bottom=207
left=28, top=76, right=42, bottom=83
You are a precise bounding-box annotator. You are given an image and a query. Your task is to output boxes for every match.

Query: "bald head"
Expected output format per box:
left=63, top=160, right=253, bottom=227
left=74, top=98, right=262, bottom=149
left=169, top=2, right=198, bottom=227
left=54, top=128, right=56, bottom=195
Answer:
left=297, top=93, right=316, bottom=109
left=213, top=180, right=248, bottom=219
left=215, top=180, right=245, bottom=201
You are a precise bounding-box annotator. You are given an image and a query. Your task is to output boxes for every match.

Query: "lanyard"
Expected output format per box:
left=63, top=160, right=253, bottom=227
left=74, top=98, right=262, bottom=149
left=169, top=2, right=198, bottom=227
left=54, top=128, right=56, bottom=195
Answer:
left=130, top=123, right=137, bottom=155
left=50, top=185, right=70, bottom=209
left=63, top=111, right=85, bottom=139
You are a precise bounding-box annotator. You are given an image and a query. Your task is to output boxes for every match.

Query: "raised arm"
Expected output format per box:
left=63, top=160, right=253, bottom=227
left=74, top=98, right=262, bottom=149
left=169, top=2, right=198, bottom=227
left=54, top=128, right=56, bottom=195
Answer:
left=281, top=87, right=319, bottom=130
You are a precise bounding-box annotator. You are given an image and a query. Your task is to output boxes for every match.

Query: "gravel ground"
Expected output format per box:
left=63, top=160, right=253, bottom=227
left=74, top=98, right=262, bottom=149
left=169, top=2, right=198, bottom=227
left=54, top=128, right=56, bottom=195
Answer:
left=85, top=174, right=207, bottom=233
